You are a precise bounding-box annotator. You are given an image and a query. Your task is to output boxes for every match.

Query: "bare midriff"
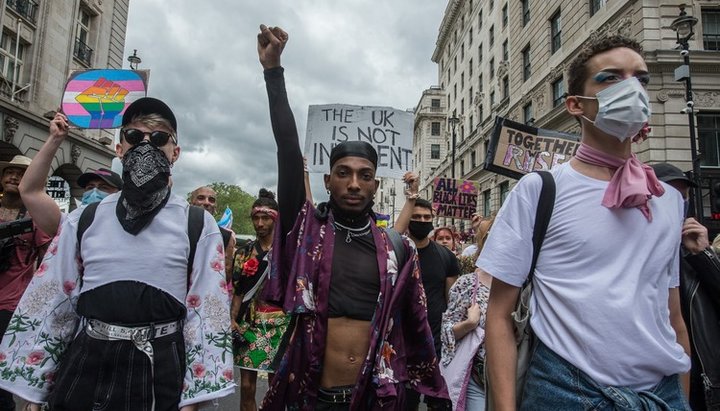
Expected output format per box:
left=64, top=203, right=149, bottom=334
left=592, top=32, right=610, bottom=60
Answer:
left=320, top=316, right=372, bottom=388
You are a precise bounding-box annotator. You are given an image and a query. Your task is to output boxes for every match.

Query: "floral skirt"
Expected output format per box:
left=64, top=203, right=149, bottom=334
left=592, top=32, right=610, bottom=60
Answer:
left=233, top=303, right=290, bottom=371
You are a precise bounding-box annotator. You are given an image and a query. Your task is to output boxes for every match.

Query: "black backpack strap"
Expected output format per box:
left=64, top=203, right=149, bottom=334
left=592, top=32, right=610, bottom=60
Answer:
left=76, top=201, right=100, bottom=251
left=525, top=171, right=556, bottom=285
left=187, top=206, right=205, bottom=281
left=385, top=228, right=407, bottom=268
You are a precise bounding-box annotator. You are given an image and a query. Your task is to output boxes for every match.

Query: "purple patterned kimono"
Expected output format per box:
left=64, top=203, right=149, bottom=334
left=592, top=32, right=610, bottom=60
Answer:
left=261, top=201, right=448, bottom=410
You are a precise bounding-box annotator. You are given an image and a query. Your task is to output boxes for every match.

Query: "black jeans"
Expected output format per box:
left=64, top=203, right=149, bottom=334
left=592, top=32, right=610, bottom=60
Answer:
left=0, top=310, right=15, bottom=411
left=47, top=329, right=185, bottom=411
left=405, top=387, right=452, bottom=411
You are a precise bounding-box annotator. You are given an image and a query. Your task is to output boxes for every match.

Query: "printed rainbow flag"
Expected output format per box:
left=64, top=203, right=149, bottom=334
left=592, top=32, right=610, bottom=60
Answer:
left=61, top=69, right=148, bottom=129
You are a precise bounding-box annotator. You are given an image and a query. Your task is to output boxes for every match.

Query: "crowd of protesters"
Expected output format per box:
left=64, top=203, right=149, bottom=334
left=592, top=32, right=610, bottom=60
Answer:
left=0, top=24, right=716, bottom=411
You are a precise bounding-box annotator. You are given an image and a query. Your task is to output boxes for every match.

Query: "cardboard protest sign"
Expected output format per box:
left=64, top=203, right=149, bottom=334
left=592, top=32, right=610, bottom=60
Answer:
left=304, top=104, right=413, bottom=179
left=61, top=69, right=149, bottom=129
left=432, top=177, right=480, bottom=220
left=484, top=117, right=580, bottom=180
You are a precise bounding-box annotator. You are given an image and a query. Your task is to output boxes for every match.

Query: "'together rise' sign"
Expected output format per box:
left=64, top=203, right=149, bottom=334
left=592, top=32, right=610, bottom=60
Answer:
left=304, top=104, right=414, bottom=179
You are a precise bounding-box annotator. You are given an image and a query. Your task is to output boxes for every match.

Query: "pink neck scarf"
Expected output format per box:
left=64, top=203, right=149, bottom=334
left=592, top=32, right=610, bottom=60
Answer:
left=574, top=143, right=664, bottom=221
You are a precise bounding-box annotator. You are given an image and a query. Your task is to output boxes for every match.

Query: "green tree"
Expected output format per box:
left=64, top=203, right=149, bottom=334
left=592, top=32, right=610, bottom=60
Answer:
left=188, top=182, right=256, bottom=235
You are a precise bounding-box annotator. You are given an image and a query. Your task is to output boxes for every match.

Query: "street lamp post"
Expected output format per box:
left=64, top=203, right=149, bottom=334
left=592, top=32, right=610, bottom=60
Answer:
left=389, top=186, right=396, bottom=224
left=127, top=49, right=142, bottom=70
left=671, top=5, right=702, bottom=218
left=448, top=114, right=460, bottom=179
left=448, top=113, right=460, bottom=227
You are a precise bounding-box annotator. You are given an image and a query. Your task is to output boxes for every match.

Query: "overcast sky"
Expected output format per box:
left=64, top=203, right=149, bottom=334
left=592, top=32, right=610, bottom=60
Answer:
left=122, top=1, right=446, bottom=201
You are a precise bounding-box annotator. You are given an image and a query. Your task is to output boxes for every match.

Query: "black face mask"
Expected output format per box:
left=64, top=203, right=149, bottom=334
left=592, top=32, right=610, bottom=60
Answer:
left=408, top=221, right=433, bottom=240
left=116, top=142, right=171, bottom=235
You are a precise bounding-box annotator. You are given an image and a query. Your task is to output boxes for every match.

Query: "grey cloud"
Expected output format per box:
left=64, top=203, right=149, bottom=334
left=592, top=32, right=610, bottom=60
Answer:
left=125, top=0, right=445, bottom=199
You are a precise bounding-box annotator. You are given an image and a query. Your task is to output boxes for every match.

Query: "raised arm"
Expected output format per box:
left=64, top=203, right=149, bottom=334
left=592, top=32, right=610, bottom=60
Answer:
left=393, top=171, right=419, bottom=233
left=18, top=112, right=68, bottom=237
left=259, top=24, right=305, bottom=236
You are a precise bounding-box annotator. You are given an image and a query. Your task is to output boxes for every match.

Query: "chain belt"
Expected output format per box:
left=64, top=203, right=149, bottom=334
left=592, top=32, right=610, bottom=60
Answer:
left=85, top=318, right=182, bottom=411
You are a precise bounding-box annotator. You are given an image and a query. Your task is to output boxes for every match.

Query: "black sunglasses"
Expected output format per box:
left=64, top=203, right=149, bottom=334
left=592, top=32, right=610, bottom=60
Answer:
left=121, top=128, right=177, bottom=147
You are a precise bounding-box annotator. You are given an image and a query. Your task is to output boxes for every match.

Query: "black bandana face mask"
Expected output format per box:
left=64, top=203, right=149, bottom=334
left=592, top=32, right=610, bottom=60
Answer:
left=116, top=142, right=171, bottom=235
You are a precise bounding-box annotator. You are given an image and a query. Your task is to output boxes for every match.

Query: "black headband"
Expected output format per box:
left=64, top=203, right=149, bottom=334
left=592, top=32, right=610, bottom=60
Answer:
left=329, top=141, right=378, bottom=169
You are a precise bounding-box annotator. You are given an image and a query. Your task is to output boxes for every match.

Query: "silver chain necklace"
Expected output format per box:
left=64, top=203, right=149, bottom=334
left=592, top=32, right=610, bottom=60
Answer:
left=333, top=220, right=371, bottom=243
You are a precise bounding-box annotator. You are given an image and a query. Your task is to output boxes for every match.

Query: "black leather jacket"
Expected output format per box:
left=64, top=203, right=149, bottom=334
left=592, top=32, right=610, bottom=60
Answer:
left=680, top=247, right=720, bottom=411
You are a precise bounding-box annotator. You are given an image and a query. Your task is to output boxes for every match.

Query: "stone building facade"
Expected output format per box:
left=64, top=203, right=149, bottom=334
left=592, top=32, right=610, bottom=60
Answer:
left=0, top=0, right=129, bottom=203
left=420, top=0, right=720, bottom=231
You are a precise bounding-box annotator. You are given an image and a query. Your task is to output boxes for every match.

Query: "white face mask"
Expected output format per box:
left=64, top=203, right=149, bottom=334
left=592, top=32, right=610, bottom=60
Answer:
left=578, top=77, right=651, bottom=142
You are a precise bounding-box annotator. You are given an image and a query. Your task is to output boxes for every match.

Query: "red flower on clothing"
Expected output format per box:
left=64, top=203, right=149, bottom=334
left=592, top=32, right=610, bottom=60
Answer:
left=192, top=363, right=206, bottom=378
left=222, top=368, right=234, bottom=381
left=26, top=350, right=44, bottom=366
left=63, top=281, right=76, bottom=295
left=217, top=243, right=224, bottom=254
left=210, top=258, right=224, bottom=273
left=186, top=294, right=201, bottom=309
left=35, top=263, right=48, bottom=277
left=44, top=371, right=55, bottom=384
left=0, top=352, right=6, bottom=362
left=242, top=257, right=260, bottom=276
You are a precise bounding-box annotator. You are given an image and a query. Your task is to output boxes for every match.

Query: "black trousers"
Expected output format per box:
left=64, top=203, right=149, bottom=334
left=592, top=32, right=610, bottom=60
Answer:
left=47, top=329, right=185, bottom=411
left=0, top=310, right=15, bottom=411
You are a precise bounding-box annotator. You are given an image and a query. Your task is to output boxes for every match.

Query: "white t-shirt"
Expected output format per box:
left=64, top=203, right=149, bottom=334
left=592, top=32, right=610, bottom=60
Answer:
left=477, top=162, right=690, bottom=390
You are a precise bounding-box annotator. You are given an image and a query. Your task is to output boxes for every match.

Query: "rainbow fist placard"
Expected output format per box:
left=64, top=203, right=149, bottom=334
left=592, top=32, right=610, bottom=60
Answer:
left=62, top=69, right=149, bottom=129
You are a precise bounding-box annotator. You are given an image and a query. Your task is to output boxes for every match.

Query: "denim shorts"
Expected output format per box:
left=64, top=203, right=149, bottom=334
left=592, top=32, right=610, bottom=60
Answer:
left=521, top=340, right=690, bottom=411
left=47, top=329, right=185, bottom=411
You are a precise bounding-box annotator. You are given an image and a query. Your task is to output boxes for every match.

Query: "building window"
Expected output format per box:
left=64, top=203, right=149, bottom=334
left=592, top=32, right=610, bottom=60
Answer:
left=469, top=113, right=474, bottom=131
left=469, top=58, right=473, bottom=76
left=478, top=10, right=483, bottom=30
left=703, top=9, right=720, bottom=51
left=523, top=102, right=533, bottom=124
left=490, top=57, right=495, bottom=79
left=522, top=0, right=531, bottom=26
left=461, top=42, right=465, bottom=61
left=453, top=84, right=457, bottom=100
left=500, top=181, right=510, bottom=204
left=479, top=103, right=484, bottom=121
left=483, top=189, right=492, bottom=216
left=6, top=0, right=38, bottom=23
left=461, top=98, right=465, bottom=115
left=522, top=45, right=531, bottom=81
left=502, top=76, right=509, bottom=100
left=431, top=122, right=441, bottom=136
left=552, top=76, right=565, bottom=107
left=502, top=4, right=508, bottom=27
left=431, top=144, right=441, bottom=159
left=478, top=43, right=483, bottom=63
left=479, top=74, right=483, bottom=92
left=454, top=56, right=457, bottom=72
left=590, top=0, right=607, bottom=16
left=471, top=150, right=477, bottom=168
left=460, top=160, right=465, bottom=176
left=490, top=90, right=496, bottom=106
left=469, top=86, right=474, bottom=102
left=0, top=31, right=24, bottom=84
left=490, top=0, right=494, bottom=10
left=74, top=8, right=94, bottom=66
left=699, top=113, right=720, bottom=167
left=490, top=25, right=495, bottom=46
left=431, top=98, right=441, bottom=108
left=469, top=29, right=473, bottom=45
left=502, top=40, right=508, bottom=61
left=550, top=10, right=562, bottom=54
left=461, top=72, right=465, bottom=89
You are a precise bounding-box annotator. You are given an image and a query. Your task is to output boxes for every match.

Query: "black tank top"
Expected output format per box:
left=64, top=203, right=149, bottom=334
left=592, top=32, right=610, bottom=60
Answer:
left=327, top=224, right=380, bottom=321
